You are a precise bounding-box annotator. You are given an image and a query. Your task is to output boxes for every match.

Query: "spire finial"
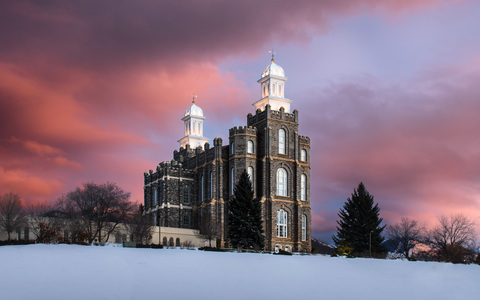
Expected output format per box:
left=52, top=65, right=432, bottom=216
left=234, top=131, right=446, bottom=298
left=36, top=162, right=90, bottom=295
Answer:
left=269, top=49, right=276, bottom=62
left=192, top=93, right=197, bottom=104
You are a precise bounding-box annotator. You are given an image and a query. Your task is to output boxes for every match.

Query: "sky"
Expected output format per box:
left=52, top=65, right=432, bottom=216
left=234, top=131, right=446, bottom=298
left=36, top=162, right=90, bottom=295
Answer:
left=1, top=0, right=479, bottom=242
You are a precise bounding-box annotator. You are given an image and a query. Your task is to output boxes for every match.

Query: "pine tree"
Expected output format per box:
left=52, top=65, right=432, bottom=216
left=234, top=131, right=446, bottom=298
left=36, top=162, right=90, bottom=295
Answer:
left=228, top=170, right=264, bottom=250
left=333, top=182, right=386, bottom=256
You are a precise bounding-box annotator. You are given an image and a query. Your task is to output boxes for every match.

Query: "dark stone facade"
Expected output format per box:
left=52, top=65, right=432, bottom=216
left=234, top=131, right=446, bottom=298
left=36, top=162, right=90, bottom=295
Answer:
left=144, top=104, right=311, bottom=252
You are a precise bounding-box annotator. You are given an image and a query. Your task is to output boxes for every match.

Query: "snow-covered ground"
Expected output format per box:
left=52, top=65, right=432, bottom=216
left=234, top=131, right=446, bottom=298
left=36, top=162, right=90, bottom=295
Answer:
left=1, top=244, right=479, bottom=300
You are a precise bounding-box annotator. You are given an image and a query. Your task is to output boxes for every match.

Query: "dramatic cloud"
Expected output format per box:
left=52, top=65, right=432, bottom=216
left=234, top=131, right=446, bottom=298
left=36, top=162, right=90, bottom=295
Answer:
left=0, top=0, right=477, bottom=241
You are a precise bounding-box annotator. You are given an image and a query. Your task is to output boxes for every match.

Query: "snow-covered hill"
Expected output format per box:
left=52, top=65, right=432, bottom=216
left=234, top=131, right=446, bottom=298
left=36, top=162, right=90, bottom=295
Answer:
left=1, top=244, right=478, bottom=300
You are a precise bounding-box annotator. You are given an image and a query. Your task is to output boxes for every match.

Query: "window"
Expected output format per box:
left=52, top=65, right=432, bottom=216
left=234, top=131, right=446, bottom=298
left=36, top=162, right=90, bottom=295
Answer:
left=169, top=237, right=174, bottom=247
left=300, top=174, right=306, bottom=201
left=277, top=209, right=287, bottom=238
left=231, top=142, right=235, bottom=155
left=201, top=175, right=204, bottom=202
left=247, top=167, right=254, bottom=186
left=300, top=149, right=307, bottom=161
left=163, top=237, right=167, bottom=246
left=183, top=187, right=190, bottom=204
left=230, top=168, right=235, bottom=195
left=210, top=171, right=214, bottom=198
left=279, top=129, right=286, bottom=154
left=247, top=140, right=254, bottom=154
left=183, top=215, right=190, bottom=227
left=302, top=215, right=307, bottom=241
left=273, top=83, right=276, bottom=95
left=154, top=188, right=158, bottom=205
left=153, top=214, right=157, bottom=226
left=279, top=85, right=283, bottom=97
left=176, top=238, right=181, bottom=247
left=276, top=168, right=287, bottom=196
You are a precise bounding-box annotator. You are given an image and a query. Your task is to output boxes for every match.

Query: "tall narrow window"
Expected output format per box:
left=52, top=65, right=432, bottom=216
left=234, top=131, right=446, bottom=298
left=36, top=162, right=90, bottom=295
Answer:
left=247, top=167, right=254, bottom=186
left=201, top=175, right=204, bottom=202
left=279, top=129, right=286, bottom=154
left=276, top=168, right=287, bottom=196
left=183, top=187, right=190, bottom=204
left=247, top=140, right=254, bottom=154
left=273, top=83, right=277, bottom=95
left=231, top=142, right=235, bottom=155
left=279, top=85, right=283, bottom=97
left=230, top=168, right=234, bottom=195
left=153, top=214, right=157, bottom=226
left=154, top=188, right=158, bottom=205
left=210, top=171, right=214, bottom=198
left=183, top=214, right=190, bottom=227
left=277, top=209, right=288, bottom=238
left=300, top=149, right=307, bottom=161
left=302, top=215, right=307, bottom=241
left=300, top=174, right=306, bottom=201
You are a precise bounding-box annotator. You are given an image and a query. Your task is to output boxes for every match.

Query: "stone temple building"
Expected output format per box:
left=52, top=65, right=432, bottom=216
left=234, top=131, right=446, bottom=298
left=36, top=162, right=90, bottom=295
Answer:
left=144, top=58, right=311, bottom=252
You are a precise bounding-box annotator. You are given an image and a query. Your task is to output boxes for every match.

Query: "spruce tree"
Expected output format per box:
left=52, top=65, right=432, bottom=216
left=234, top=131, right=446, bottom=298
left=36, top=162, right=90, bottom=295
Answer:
left=228, top=170, right=264, bottom=250
left=333, top=182, right=386, bottom=256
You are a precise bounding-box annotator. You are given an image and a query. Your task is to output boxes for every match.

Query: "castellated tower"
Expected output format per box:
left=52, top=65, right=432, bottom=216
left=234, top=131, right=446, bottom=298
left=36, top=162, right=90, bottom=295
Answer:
left=143, top=57, right=311, bottom=252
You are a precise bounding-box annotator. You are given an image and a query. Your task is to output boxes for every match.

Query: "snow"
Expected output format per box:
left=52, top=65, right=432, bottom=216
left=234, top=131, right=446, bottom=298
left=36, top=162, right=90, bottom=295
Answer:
left=1, top=244, right=479, bottom=300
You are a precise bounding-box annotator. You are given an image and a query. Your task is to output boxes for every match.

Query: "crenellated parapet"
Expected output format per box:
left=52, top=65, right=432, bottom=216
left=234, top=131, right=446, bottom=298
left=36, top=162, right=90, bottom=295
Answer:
left=299, top=135, right=310, bottom=145
left=229, top=125, right=257, bottom=137
left=247, top=104, right=298, bottom=126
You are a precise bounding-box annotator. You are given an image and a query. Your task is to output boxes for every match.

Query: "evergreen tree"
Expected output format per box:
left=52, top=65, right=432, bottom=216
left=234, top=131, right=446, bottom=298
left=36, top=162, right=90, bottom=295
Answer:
left=228, top=170, right=264, bottom=250
left=333, top=182, right=386, bottom=256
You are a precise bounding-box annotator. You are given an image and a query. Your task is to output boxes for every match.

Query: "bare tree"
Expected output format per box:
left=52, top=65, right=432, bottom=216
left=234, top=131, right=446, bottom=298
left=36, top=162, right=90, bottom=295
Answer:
left=26, top=202, right=64, bottom=243
left=195, top=212, right=218, bottom=248
left=386, top=217, right=425, bottom=259
left=127, top=204, right=153, bottom=245
left=0, top=193, right=26, bottom=242
left=429, top=214, right=476, bottom=263
left=57, top=182, right=133, bottom=244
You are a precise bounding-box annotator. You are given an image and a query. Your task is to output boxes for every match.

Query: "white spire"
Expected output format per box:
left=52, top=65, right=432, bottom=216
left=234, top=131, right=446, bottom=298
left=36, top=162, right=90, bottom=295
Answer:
left=253, top=55, right=293, bottom=113
left=178, top=97, right=209, bottom=149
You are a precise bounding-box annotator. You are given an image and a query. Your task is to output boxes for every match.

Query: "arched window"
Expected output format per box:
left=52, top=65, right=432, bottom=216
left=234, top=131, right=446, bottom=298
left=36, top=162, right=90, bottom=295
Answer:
left=277, top=209, right=287, bottom=238
left=231, top=142, right=235, bottom=155
left=230, top=168, right=234, bottom=195
left=300, top=174, right=306, bottom=201
left=300, top=149, right=307, bottom=161
left=247, top=167, right=254, bottom=186
left=201, top=175, right=204, bottom=202
left=279, top=85, right=283, bottom=97
left=276, top=168, right=287, bottom=196
left=176, top=238, right=181, bottom=247
left=162, top=237, right=167, bottom=246
left=169, top=237, right=174, bottom=247
left=210, top=171, right=214, bottom=198
left=302, top=215, right=307, bottom=241
left=247, top=140, right=254, bottom=154
left=279, top=129, right=286, bottom=154
left=273, top=83, right=277, bottom=95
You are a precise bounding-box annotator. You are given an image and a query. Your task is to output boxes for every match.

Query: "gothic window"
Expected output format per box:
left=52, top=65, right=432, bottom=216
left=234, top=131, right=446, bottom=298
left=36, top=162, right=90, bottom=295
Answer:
left=276, top=168, right=287, bottom=196
left=183, top=187, right=190, bottom=204
left=201, top=175, right=204, bottom=202
left=230, top=168, right=234, bottom=195
left=277, top=209, right=288, bottom=238
left=300, top=174, right=307, bottom=201
left=163, top=237, right=167, bottom=246
left=231, top=142, right=235, bottom=155
left=169, top=237, right=174, bottom=247
left=210, top=171, right=214, bottom=198
left=176, top=238, right=181, bottom=247
left=154, top=188, right=158, bottom=205
left=300, top=149, right=307, bottom=161
left=302, top=214, right=307, bottom=241
left=279, top=129, right=286, bottom=154
left=247, top=140, right=254, bottom=154
left=247, top=167, right=254, bottom=187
